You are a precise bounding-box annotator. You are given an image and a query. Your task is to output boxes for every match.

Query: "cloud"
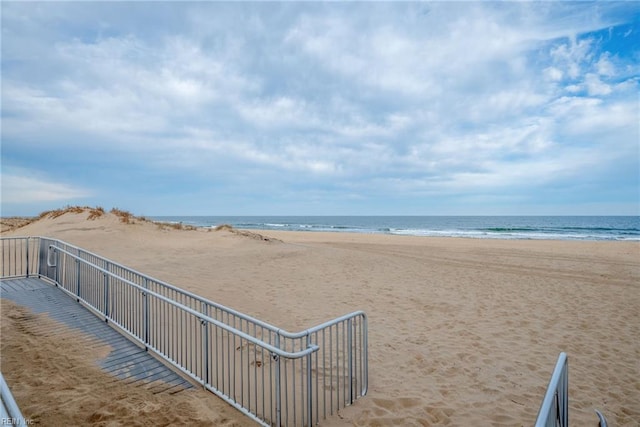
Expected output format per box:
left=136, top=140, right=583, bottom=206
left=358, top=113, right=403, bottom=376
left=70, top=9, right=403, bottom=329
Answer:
left=236, top=96, right=318, bottom=129
left=1, top=170, right=92, bottom=204
left=1, top=1, right=638, bottom=215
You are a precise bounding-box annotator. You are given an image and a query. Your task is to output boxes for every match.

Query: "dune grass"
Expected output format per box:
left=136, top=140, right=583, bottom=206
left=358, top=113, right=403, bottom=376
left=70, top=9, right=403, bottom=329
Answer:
left=213, top=224, right=234, bottom=232
left=4, top=205, right=206, bottom=233
left=110, top=208, right=135, bottom=224
left=40, top=206, right=86, bottom=219
left=87, top=206, right=105, bottom=220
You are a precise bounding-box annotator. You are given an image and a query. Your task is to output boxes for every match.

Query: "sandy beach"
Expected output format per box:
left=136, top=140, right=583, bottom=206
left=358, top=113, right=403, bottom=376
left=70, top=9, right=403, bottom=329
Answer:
left=1, top=209, right=639, bottom=426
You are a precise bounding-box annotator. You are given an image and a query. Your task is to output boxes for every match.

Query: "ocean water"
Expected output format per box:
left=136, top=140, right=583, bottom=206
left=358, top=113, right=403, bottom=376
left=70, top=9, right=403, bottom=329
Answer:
left=150, top=216, right=640, bottom=241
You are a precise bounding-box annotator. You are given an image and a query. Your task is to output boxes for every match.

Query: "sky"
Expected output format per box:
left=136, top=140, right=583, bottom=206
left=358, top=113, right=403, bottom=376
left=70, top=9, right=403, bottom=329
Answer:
left=1, top=1, right=639, bottom=216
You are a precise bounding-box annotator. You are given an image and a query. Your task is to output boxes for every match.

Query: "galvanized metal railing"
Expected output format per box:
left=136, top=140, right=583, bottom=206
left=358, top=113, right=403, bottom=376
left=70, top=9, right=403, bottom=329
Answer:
left=1, top=237, right=368, bottom=426
left=534, top=353, right=608, bottom=427
left=0, top=237, right=39, bottom=279
left=535, top=352, right=568, bottom=427
left=0, top=372, right=28, bottom=426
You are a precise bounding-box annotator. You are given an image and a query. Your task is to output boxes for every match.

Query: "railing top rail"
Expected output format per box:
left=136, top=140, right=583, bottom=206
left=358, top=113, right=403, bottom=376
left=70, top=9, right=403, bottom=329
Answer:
left=48, top=244, right=319, bottom=359
left=535, top=352, right=568, bottom=427
left=281, top=310, right=368, bottom=339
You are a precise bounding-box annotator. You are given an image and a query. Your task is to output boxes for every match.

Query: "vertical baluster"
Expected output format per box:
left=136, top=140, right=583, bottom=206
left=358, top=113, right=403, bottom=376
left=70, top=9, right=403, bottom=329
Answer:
left=240, top=320, right=244, bottom=408
left=348, top=318, right=353, bottom=405
left=202, top=302, right=209, bottom=387
left=307, top=334, right=313, bottom=427
left=25, top=237, right=29, bottom=277
left=274, top=334, right=281, bottom=427
left=143, top=278, right=149, bottom=349
left=75, top=258, right=80, bottom=302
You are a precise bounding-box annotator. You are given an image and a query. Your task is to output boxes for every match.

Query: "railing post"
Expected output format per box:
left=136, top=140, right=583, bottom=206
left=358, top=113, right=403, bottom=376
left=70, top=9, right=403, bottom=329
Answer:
left=202, top=302, right=209, bottom=388
left=348, top=318, right=354, bottom=405
left=362, top=314, right=368, bottom=396
left=104, top=262, right=110, bottom=321
left=47, top=246, right=60, bottom=287
left=55, top=248, right=60, bottom=286
left=76, top=258, right=81, bottom=301
left=274, top=334, right=282, bottom=427
left=306, top=334, right=313, bottom=427
left=25, top=238, right=30, bottom=278
left=143, top=278, right=149, bottom=349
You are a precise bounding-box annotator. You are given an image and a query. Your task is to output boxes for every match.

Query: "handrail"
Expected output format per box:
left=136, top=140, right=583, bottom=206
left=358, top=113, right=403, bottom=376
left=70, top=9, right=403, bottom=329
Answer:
left=2, top=236, right=368, bottom=426
left=48, top=245, right=319, bottom=360
left=0, top=372, right=27, bottom=426
left=595, top=409, right=608, bottom=427
left=535, top=352, right=568, bottom=427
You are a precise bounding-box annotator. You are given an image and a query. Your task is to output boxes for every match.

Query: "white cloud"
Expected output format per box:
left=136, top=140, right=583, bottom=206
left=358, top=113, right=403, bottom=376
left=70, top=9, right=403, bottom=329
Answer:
left=549, top=37, right=594, bottom=79
left=548, top=95, right=637, bottom=139
left=1, top=171, right=91, bottom=204
left=584, top=73, right=613, bottom=96
left=236, top=96, right=318, bottom=129
left=596, top=53, right=616, bottom=76
left=285, top=13, right=443, bottom=96
left=544, top=66, right=563, bottom=81
left=1, top=1, right=637, bottom=214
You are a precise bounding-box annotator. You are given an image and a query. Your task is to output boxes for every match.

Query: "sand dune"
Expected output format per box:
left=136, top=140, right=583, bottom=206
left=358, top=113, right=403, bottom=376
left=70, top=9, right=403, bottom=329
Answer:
left=2, top=209, right=639, bottom=425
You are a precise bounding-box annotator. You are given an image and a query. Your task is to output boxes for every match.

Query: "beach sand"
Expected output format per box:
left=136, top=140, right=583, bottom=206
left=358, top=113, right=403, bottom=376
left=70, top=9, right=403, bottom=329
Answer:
left=2, top=209, right=639, bottom=426
left=0, top=299, right=254, bottom=427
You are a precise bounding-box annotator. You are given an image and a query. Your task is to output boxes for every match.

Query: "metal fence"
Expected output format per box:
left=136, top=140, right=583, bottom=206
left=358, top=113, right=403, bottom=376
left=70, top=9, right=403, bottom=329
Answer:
left=0, top=237, right=39, bottom=279
left=1, top=237, right=368, bottom=426
left=535, top=352, right=568, bottom=427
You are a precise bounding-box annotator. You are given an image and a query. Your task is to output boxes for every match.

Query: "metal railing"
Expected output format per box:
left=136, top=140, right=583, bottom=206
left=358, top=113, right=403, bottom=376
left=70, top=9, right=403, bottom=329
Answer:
left=1, top=237, right=368, bottom=426
left=0, top=372, right=28, bottom=426
left=535, top=352, right=568, bottom=427
left=535, top=352, right=608, bottom=427
left=0, top=237, right=39, bottom=279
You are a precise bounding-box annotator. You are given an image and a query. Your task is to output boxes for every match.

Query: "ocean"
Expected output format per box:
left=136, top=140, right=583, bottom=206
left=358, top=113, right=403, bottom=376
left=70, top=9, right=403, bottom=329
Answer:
left=149, top=216, right=640, bottom=241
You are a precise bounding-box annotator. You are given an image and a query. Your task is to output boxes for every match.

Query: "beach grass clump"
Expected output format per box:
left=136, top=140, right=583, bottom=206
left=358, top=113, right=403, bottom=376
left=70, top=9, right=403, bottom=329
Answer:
left=0, top=217, right=36, bottom=232
left=31, top=205, right=147, bottom=226
left=213, top=224, right=234, bottom=232
left=162, top=222, right=185, bottom=230
left=154, top=221, right=198, bottom=231
left=87, top=206, right=105, bottom=220
left=38, top=208, right=59, bottom=219
left=38, top=210, right=53, bottom=220
left=40, top=205, right=86, bottom=219
left=177, top=223, right=197, bottom=231
left=212, top=223, right=281, bottom=242
left=110, top=208, right=134, bottom=224
left=25, top=205, right=202, bottom=232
